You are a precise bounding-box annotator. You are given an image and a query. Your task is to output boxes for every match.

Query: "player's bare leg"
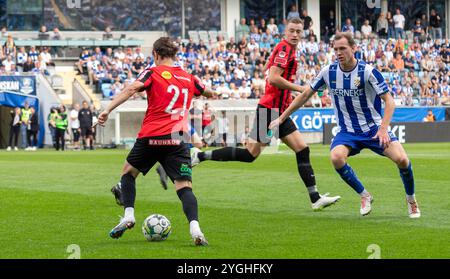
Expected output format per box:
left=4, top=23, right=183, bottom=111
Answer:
left=282, top=131, right=341, bottom=210
left=109, top=162, right=139, bottom=239
left=383, top=142, right=420, bottom=218
left=175, top=180, right=208, bottom=246
left=331, top=145, right=373, bottom=216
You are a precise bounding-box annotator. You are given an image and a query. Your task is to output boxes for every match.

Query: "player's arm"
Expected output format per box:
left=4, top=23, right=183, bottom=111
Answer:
left=193, top=75, right=220, bottom=98
left=268, top=66, right=303, bottom=92
left=201, top=87, right=221, bottom=98
left=373, top=92, right=396, bottom=148
left=95, top=81, right=145, bottom=127
left=269, top=86, right=316, bottom=129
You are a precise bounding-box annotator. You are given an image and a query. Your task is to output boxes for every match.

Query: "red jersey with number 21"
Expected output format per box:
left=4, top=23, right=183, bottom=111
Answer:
left=136, top=65, right=205, bottom=138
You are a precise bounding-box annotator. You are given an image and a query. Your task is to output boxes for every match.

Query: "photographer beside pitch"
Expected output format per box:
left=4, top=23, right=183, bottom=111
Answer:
left=96, top=37, right=217, bottom=245
left=269, top=32, right=420, bottom=218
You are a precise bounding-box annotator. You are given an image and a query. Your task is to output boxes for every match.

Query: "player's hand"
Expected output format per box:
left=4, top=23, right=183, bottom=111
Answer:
left=372, top=126, right=391, bottom=149
left=269, top=117, right=284, bottom=130
left=95, top=111, right=109, bottom=127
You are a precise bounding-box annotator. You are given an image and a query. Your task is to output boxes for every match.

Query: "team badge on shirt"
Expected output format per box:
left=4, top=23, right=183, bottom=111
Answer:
left=354, top=77, right=361, bottom=87
left=161, top=71, right=172, bottom=80
left=274, top=51, right=288, bottom=66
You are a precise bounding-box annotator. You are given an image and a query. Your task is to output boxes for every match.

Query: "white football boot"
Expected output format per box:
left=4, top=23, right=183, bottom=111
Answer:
left=190, top=147, right=201, bottom=167
left=360, top=193, right=374, bottom=216
left=109, top=215, right=135, bottom=239
left=311, top=193, right=341, bottom=211
left=407, top=198, right=421, bottom=218
left=190, top=221, right=208, bottom=246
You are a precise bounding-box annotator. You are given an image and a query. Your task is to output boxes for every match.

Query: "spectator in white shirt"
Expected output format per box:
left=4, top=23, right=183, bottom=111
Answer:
left=229, top=83, right=241, bottom=100
left=393, top=8, right=406, bottom=39
left=267, top=18, right=279, bottom=35
left=133, top=47, right=145, bottom=60
left=238, top=80, right=251, bottom=99
left=361, top=20, right=373, bottom=40
left=16, top=47, right=28, bottom=67
left=216, top=111, right=229, bottom=147
left=2, top=55, right=15, bottom=72
left=247, top=38, right=259, bottom=53
left=234, top=63, right=246, bottom=80
left=39, top=47, right=54, bottom=66
left=70, top=104, right=81, bottom=150
left=114, top=47, right=126, bottom=61
left=217, top=82, right=230, bottom=99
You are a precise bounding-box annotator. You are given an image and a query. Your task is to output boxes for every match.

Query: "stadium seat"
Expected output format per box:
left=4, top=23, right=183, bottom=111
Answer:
left=188, top=30, right=200, bottom=43
left=208, top=30, right=218, bottom=41
left=218, top=31, right=229, bottom=41
left=198, top=30, right=209, bottom=42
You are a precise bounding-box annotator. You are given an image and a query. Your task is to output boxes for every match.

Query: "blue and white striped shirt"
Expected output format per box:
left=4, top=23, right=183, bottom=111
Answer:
left=310, top=60, right=389, bottom=134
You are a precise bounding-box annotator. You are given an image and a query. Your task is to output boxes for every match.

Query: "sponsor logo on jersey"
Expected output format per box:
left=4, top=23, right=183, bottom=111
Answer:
left=180, top=163, right=192, bottom=176
left=278, top=51, right=286, bottom=58
left=274, top=57, right=287, bottom=65
left=173, top=74, right=191, bottom=82
left=161, top=71, right=172, bottom=80
left=331, top=88, right=365, bottom=97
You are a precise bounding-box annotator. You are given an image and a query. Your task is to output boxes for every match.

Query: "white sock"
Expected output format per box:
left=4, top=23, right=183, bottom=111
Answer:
left=189, top=220, right=202, bottom=236
left=359, top=189, right=370, bottom=197
left=124, top=207, right=135, bottom=219
left=406, top=194, right=416, bottom=202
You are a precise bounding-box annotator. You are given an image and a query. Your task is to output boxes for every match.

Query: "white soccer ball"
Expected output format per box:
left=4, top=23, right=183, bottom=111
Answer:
left=142, top=214, right=172, bottom=241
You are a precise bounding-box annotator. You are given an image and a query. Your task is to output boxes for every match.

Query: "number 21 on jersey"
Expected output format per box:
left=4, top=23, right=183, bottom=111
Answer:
left=165, top=85, right=188, bottom=117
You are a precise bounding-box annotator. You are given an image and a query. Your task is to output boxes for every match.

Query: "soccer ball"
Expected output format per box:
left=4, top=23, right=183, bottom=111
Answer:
left=142, top=214, right=172, bottom=241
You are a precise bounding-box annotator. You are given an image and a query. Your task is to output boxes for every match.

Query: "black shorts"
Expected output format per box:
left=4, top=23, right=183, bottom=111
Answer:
left=126, top=135, right=192, bottom=182
left=80, top=126, right=92, bottom=137
left=72, top=129, right=80, bottom=142
left=249, top=104, right=298, bottom=144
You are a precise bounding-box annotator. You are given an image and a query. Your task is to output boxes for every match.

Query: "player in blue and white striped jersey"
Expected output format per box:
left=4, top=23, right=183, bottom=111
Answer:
left=270, top=32, right=420, bottom=218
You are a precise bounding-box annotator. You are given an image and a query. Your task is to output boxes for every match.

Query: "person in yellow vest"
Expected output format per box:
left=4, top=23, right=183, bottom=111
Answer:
left=55, top=105, right=68, bottom=151
left=20, top=102, right=31, bottom=149
left=47, top=107, right=58, bottom=147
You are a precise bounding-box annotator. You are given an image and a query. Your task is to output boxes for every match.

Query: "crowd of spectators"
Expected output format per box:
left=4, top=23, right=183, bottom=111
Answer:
left=0, top=25, right=60, bottom=76
left=3, top=7, right=450, bottom=107
left=74, top=11, right=449, bottom=107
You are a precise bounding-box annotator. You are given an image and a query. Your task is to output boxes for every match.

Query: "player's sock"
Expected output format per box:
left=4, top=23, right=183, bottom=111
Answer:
left=177, top=187, right=198, bottom=222
left=336, top=164, right=366, bottom=194
left=399, top=162, right=415, bottom=198
left=199, top=147, right=256, bottom=163
left=124, top=207, right=134, bottom=219
left=296, top=147, right=320, bottom=203
left=120, top=173, right=136, bottom=208
left=189, top=220, right=202, bottom=236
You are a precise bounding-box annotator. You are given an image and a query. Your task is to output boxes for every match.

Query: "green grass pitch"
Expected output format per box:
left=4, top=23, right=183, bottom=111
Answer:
left=0, top=143, right=449, bottom=259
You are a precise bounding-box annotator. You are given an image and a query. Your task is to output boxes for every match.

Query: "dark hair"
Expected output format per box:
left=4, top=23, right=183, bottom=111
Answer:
left=334, top=32, right=356, bottom=47
left=153, top=37, right=178, bottom=59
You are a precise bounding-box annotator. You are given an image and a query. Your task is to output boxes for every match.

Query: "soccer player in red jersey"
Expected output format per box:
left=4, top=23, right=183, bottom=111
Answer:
left=192, top=18, right=341, bottom=210
left=97, top=37, right=215, bottom=245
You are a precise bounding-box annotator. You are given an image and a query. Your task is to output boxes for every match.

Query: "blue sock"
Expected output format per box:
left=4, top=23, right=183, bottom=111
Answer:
left=336, top=164, right=365, bottom=194
left=399, top=162, right=415, bottom=196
